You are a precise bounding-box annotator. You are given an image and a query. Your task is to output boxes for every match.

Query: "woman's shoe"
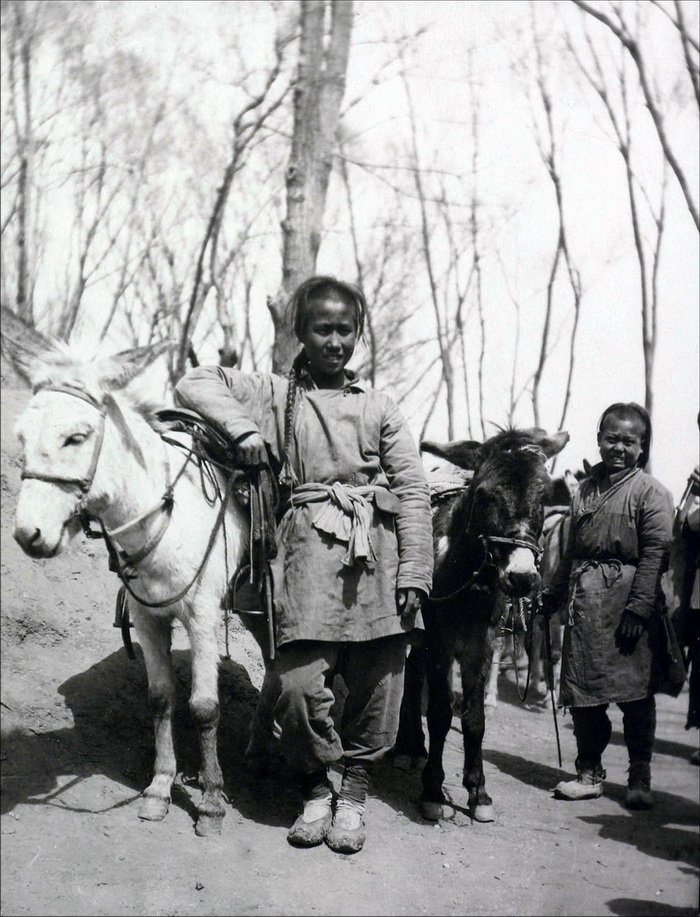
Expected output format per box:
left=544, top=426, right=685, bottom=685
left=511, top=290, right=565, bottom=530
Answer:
left=625, top=762, right=653, bottom=810
left=553, top=767, right=605, bottom=800
left=287, top=793, right=333, bottom=847
left=325, top=799, right=366, bottom=853
left=287, top=768, right=333, bottom=847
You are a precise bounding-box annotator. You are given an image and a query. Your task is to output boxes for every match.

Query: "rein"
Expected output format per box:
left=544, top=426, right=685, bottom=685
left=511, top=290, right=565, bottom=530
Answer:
left=428, top=532, right=542, bottom=604
left=19, top=387, right=260, bottom=653
left=497, top=596, right=535, bottom=701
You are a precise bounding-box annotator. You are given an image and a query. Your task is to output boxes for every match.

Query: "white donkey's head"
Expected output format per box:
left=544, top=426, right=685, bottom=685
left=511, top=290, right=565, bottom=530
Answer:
left=2, top=314, right=168, bottom=558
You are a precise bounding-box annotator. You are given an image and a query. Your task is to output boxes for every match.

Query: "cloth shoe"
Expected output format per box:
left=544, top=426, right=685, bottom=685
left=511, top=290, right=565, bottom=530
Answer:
left=325, top=798, right=366, bottom=854
left=553, top=765, right=605, bottom=800
left=625, top=762, right=653, bottom=810
left=325, top=761, right=370, bottom=854
left=287, top=769, right=333, bottom=847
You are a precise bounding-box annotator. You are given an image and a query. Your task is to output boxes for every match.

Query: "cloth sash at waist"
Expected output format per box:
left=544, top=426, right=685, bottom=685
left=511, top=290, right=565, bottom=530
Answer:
left=566, top=557, right=635, bottom=625
left=290, top=482, right=400, bottom=569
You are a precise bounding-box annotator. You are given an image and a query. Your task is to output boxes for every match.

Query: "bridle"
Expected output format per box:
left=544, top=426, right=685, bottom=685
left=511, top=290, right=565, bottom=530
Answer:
left=18, top=384, right=198, bottom=598
left=428, top=530, right=542, bottom=604
left=18, top=387, right=276, bottom=660
left=21, top=385, right=107, bottom=497
left=427, top=469, right=544, bottom=605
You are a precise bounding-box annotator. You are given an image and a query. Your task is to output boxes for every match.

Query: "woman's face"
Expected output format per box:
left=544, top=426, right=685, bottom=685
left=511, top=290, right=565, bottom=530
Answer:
left=597, top=415, right=644, bottom=472
left=298, top=297, right=358, bottom=388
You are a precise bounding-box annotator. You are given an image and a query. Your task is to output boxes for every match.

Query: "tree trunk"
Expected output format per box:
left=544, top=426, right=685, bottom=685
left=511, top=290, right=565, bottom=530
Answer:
left=13, top=0, right=34, bottom=325
left=269, top=0, right=353, bottom=374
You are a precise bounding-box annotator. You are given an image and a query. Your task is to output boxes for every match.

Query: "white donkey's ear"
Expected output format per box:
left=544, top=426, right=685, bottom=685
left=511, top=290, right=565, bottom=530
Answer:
left=0, top=307, right=58, bottom=388
left=95, top=340, right=172, bottom=390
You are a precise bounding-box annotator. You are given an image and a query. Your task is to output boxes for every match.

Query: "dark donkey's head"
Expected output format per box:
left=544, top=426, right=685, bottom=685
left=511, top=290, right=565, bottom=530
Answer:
left=423, top=427, right=569, bottom=598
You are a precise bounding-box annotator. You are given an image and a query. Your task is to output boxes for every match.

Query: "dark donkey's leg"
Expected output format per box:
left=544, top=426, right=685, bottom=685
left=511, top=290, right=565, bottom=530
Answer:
left=393, top=639, right=427, bottom=769
left=188, top=618, right=226, bottom=837
left=419, top=608, right=457, bottom=821
left=456, top=606, right=495, bottom=822
left=240, top=612, right=282, bottom=774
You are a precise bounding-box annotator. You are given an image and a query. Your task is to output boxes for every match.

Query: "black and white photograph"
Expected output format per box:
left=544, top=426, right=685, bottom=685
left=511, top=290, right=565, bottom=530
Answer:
left=1, top=1, right=698, bottom=914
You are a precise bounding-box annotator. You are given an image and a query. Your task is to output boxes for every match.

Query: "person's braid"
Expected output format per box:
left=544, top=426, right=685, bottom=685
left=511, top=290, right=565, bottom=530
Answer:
left=281, top=352, right=303, bottom=486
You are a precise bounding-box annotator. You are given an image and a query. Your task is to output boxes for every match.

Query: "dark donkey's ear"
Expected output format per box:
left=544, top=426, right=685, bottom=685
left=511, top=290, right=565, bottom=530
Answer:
left=421, top=439, right=483, bottom=470
left=534, top=430, right=570, bottom=458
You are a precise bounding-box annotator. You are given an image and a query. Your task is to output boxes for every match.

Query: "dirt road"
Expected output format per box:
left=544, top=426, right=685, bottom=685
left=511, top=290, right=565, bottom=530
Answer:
left=1, top=381, right=698, bottom=917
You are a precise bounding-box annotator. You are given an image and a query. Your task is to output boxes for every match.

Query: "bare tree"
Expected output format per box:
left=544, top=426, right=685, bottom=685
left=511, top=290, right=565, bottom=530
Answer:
left=567, top=17, right=669, bottom=427
left=267, top=0, right=354, bottom=374
left=338, top=142, right=423, bottom=389
left=175, top=45, right=292, bottom=379
left=527, top=5, right=584, bottom=437
left=573, top=0, right=699, bottom=231
left=1, top=0, right=68, bottom=325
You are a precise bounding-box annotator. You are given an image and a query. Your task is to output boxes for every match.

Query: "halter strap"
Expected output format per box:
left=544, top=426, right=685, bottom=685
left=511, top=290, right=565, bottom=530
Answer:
left=485, top=533, right=543, bottom=557
left=21, top=387, right=107, bottom=493
left=33, top=382, right=104, bottom=409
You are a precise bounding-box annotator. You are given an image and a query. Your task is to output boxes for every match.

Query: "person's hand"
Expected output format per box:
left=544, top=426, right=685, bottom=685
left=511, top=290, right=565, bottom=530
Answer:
left=539, top=590, right=559, bottom=619
left=615, top=608, right=646, bottom=655
left=396, top=588, right=422, bottom=628
left=690, top=465, right=700, bottom=496
left=235, top=431, right=268, bottom=468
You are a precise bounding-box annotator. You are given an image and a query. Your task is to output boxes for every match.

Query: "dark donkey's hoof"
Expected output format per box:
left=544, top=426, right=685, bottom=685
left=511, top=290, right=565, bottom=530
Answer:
left=469, top=801, right=495, bottom=822
left=419, top=799, right=444, bottom=821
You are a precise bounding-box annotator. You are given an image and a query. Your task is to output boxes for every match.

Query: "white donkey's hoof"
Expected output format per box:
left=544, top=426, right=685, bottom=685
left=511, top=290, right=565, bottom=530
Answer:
left=420, top=800, right=444, bottom=821
left=138, top=795, right=170, bottom=821
left=195, top=813, right=224, bottom=837
left=484, top=695, right=498, bottom=709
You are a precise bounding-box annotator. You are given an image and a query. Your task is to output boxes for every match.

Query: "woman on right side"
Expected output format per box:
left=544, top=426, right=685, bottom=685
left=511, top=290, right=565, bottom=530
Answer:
left=541, top=402, right=674, bottom=809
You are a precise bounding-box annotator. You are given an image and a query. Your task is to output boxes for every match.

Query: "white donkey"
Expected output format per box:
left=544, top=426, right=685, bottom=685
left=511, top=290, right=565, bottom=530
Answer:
left=4, top=327, right=278, bottom=837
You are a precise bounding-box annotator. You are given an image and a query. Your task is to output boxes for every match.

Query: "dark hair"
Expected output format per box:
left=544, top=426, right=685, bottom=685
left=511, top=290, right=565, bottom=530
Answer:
left=597, top=402, right=652, bottom=469
left=287, top=275, right=366, bottom=340
left=279, top=276, right=366, bottom=487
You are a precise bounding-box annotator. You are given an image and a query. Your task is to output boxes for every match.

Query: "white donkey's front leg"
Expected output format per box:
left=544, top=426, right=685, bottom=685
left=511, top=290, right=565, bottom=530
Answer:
left=130, top=605, right=177, bottom=822
left=187, top=612, right=226, bottom=837
left=485, top=633, right=503, bottom=709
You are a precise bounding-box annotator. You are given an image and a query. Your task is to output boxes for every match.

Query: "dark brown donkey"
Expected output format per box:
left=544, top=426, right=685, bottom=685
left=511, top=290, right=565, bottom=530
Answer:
left=394, top=427, right=569, bottom=822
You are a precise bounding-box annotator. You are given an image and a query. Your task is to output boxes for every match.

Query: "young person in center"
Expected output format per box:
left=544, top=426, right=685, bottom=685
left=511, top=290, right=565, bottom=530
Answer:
left=175, top=276, right=433, bottom=852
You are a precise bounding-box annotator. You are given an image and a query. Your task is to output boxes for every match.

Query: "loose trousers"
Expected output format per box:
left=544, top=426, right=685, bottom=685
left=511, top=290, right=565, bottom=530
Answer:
left=275, top=634, right=409, bottom=775
left=572, top=696, right=656, bottom=773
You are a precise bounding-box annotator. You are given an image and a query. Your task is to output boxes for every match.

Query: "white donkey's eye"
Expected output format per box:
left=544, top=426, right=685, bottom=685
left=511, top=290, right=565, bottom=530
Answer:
left=63, top=432, right=88, bottom=447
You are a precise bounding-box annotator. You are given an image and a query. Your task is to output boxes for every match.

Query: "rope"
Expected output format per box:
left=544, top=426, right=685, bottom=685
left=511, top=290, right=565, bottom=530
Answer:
left=101, top=474, right=237, bottom=610
left=498, top=597, right=534, bottom=702
left=543, top=603, right=563, bottom=768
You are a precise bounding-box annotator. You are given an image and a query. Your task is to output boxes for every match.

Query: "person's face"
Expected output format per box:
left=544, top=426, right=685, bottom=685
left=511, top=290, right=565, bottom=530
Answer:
left=299, top=297, right=358, bottom=388
left=597, top=415, right=644, bottom=472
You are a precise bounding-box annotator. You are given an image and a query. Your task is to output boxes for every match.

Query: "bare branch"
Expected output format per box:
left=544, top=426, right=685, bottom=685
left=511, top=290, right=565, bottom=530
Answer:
left=572, top=0, right=699, bottom=230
